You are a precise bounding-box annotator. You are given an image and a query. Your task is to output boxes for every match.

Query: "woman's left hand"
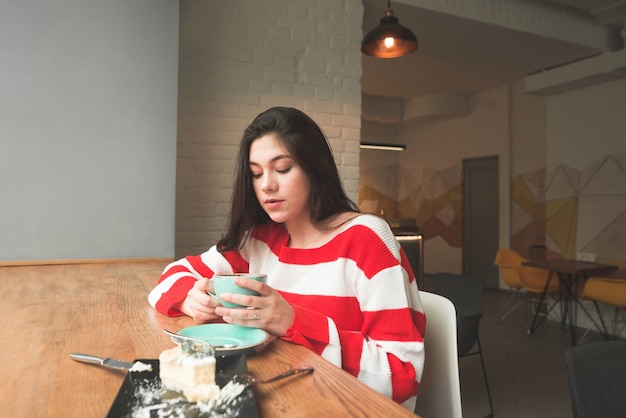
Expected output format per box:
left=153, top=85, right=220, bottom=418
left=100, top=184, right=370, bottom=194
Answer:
left=214, top=277, right=294, bottom=337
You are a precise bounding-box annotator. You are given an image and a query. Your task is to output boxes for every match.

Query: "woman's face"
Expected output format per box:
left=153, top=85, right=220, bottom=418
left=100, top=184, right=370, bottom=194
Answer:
left=249, top=134, right=312, bottom=227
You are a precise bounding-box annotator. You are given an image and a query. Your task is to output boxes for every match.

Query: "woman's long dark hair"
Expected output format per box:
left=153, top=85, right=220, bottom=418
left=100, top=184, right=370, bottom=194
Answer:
left=217, top=106, right=359, bottom=251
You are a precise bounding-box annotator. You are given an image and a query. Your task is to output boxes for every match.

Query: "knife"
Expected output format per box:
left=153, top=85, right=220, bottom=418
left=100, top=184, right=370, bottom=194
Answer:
left=69, top=353, right=134, bottom=370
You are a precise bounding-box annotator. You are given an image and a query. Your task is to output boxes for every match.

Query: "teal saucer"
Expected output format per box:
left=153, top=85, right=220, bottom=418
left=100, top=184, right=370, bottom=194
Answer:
left=177, top=324, right=269, bottom=356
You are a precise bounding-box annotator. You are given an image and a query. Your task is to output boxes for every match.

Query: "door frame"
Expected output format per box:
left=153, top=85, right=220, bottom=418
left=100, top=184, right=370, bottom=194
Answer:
left=462, top=155, right=500, bottom=289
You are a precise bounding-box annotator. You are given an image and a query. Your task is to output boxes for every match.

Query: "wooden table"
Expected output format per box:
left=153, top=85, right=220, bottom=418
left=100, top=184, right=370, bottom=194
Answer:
left=0, top=261, right=417, bottom=417
left=522, top=259, right=617, bottom=345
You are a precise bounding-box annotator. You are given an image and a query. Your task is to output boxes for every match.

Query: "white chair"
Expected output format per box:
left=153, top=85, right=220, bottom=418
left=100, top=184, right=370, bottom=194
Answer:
left=414, top=291, right=463, bottom=418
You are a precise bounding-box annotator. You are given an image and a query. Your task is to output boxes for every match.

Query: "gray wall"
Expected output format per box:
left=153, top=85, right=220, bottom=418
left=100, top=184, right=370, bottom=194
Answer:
left=0, top=0, right=179, bottom=261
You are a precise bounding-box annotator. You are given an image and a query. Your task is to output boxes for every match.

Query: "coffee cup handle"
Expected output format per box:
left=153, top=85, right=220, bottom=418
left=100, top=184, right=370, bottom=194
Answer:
left=206, top=277, right=218, bottom=300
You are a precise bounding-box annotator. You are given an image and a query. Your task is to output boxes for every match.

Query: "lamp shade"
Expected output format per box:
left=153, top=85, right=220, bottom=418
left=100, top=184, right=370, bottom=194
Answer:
left=361, top=4, right=418, bottom=58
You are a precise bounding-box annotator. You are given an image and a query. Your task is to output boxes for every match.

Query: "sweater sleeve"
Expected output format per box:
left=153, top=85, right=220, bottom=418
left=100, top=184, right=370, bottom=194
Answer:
left=279, top=216, right=426, bottom=406
left=148, top=246, right=250, bottom=316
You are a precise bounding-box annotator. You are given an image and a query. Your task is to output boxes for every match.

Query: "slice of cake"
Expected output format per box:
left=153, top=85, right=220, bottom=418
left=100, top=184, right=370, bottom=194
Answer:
left=159, top=341, right=219, bottom=402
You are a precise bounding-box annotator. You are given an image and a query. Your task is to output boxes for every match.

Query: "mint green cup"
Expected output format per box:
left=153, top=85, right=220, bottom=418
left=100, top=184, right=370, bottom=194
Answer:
left=207, top=273, right=267, bottom=308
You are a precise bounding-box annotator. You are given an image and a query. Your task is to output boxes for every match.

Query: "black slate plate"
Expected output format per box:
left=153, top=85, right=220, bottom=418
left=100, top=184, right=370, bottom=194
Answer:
left=107, top=355, right=257, bottom=418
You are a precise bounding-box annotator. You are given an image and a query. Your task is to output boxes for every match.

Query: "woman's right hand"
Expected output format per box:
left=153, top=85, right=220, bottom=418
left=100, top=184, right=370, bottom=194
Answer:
left=176, top=277, right=223, bottom=323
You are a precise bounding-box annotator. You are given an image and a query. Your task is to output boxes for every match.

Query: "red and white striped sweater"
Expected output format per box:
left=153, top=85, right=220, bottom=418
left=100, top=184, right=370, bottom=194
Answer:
left=148, top=214, right=425, bottom=409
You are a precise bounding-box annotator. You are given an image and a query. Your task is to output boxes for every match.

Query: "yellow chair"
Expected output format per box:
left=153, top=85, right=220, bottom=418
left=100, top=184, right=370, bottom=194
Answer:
left=494, top=249, right=525, bottom=319
left=494, top=249, right=561, bottom=334
left=579, top=276, right=626, bottom=340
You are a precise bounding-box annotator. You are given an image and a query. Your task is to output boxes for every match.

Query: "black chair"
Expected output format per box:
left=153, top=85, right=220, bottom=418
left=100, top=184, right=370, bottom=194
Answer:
left=430, top=272, right=494, bottom=418
left=564, top=340, right=626, bottom=418
left=396, top=234, right=424, bottom=289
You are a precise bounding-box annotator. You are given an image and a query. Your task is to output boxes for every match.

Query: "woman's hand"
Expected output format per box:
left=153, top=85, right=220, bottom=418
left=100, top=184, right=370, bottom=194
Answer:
left=176, top=277, right=223, bottom=324
left=214, top=277, right=294, bottom=337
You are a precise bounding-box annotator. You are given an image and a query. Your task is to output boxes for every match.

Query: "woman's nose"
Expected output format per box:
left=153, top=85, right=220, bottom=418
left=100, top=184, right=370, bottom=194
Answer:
left=261, top=174, right=277, bottom=192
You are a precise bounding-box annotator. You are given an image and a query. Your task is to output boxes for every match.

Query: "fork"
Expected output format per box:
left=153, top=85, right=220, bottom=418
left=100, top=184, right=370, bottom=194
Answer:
left=231, top=366, right=314, bottom=384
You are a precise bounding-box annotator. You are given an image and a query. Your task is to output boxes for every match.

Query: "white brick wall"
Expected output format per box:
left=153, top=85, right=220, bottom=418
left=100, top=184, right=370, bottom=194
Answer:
left=176, top=0, right=363, bottom=257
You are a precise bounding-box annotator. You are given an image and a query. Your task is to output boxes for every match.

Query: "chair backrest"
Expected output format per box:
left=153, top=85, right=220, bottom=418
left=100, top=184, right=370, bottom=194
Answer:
left=581, top=277, right=626, bottom=308
left=414, top=291, right=463, bottom=418
left=397, top=235, right=424, bottom=288
left=494, top=248, right=524, bottom=289
left=495, top=248, right=558, bottom=293
left=429, top=272, right=484, bottom=355
left=565, top=340, right=626, bottom=418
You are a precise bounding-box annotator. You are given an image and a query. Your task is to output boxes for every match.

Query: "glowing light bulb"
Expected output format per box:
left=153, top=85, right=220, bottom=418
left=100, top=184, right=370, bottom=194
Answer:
left=384, top=37, right=395, bottom=49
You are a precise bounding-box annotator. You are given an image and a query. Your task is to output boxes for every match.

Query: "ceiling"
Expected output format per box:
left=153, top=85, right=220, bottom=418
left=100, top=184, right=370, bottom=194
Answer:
left=361, top=0, right=626, bottom=100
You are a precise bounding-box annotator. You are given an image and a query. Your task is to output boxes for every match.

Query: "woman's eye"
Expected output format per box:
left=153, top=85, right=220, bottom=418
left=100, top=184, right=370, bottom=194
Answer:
left=251, top=172, right=262, bottom=179
left=277, top=167, right=291, bottom=174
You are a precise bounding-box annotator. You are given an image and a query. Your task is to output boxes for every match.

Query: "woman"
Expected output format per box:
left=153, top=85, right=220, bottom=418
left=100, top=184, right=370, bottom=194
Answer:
left=149, top=107, right=425, bottom=410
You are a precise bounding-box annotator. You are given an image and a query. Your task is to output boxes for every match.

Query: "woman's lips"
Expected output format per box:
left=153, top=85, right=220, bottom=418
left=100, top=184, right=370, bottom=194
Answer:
left=264, top=199, right=283, bottom=210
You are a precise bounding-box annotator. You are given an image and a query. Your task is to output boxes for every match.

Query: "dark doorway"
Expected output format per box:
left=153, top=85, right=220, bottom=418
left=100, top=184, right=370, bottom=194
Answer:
left=462, top=156, right=499, bottom=289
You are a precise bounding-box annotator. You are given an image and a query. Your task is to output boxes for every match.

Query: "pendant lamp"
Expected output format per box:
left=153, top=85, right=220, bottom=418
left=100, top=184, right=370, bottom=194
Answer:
left=361, top=0, right=418, bottom=59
